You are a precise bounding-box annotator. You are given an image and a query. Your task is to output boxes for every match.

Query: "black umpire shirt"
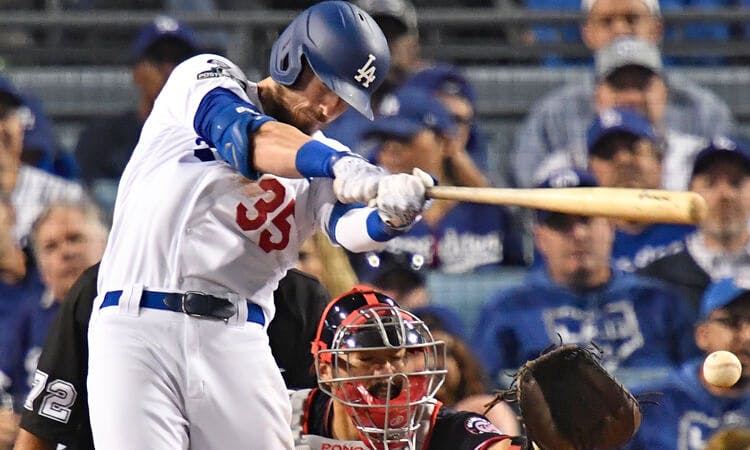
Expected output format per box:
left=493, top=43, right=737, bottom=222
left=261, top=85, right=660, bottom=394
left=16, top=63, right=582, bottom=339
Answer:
left=20, top=264, right=329, bottom=449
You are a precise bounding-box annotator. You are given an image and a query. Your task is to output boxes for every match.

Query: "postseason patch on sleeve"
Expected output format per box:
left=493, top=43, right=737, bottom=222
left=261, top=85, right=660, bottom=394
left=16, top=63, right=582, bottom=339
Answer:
left=197, top=58, right=248, bottom=91
left=464, top=416, right=502, bottom=435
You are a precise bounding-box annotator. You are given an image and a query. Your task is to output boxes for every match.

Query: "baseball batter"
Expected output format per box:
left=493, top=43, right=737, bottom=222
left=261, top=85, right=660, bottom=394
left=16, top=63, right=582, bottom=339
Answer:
left=86, top=2, right=432, bottom=449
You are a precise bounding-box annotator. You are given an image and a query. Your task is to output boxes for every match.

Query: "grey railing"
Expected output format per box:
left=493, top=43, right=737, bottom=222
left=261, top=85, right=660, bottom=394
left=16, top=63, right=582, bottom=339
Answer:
left=1, top=9, right=750, bottom=67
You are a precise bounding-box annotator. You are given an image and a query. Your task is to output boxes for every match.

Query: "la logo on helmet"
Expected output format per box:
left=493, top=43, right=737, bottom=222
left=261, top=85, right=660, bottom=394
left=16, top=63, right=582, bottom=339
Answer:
left=354, top=54, right=378, bottom=88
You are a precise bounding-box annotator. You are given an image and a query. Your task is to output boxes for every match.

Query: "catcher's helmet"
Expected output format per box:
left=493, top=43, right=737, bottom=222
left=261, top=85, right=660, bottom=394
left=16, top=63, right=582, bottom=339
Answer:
left=269, top=1, right=390, bottom=120
left=311, top=286, right=446, bottom=450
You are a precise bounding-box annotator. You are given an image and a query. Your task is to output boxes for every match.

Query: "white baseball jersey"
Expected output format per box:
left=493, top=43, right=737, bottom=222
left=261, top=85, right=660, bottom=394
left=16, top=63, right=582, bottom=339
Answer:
left=97, top=54, right=385, bottom=322
left=88, top=54, right=390, bottom=450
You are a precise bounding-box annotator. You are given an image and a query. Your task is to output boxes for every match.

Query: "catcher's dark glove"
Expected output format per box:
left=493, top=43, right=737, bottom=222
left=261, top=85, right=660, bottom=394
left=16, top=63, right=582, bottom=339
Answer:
left=488, top=344, right=641, bottom=450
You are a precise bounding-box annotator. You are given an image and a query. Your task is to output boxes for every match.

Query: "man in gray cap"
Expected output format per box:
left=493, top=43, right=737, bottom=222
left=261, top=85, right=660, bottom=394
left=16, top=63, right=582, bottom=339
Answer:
left=530, top=36, right=707, bottom=192
left=512, top=0, right=733, bottom=188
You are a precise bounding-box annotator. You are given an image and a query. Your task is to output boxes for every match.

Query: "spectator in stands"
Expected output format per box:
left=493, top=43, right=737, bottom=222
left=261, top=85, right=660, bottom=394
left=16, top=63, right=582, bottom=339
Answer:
left=585, top=107, right=695, bottom=272
left=0, top=195, right=28, bottom=293
left=323, top=0, right=424, bottom=150
left=512, top=0, right=733, bottom=188
left=365, top=87, right=527, bottom=273
left=532, top=37, right=708, bottom=191
left=640, top=137, right=750, bottom=314
left=0, top=202, right=107, bottom=445
left=75, top=15, right=199, bottom=213
left=594, top=37, right=707, bottom=191
left=401, top=65, right=491, bottom=185
left=0, top=77, right=76, bottom=181
left=626, top=276, right=750, bottom=450
left=0, top=78, right=84, bottom=244
left=0, top=195, right=43, bottom=345
left=473, top=167, right=698, bottom=388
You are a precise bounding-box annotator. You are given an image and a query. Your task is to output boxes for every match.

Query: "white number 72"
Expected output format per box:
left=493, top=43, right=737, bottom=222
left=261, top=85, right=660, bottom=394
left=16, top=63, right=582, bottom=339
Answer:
left=24, top=370, right=77, bottom=424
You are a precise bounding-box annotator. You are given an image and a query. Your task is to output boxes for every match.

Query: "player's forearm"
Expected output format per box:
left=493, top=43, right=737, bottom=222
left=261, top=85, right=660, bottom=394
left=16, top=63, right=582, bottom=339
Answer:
left=252, top=121, right=310, bottom=178
left=12, top=429, right=55, bottom=450
left=326, top=205, right=392, bottom=253
left=254, top=122, right=376, bottom=188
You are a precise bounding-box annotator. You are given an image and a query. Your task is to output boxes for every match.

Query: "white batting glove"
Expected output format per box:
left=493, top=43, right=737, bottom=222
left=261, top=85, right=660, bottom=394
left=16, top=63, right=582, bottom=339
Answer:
left=376, top=168, right=435, bottom=230
left=332, top=155, right=386, bottom=204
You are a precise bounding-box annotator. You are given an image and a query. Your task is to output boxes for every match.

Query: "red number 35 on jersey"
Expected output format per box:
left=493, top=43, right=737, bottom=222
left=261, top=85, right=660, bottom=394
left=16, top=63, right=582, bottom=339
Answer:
left=235, top=178, right=295, bottom=253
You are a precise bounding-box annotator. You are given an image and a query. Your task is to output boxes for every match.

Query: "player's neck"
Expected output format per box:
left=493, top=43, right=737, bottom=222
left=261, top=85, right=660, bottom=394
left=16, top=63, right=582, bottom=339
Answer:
left=330, top=401, right=361, bottom=441
left=257, top=78, right=284, bottom=120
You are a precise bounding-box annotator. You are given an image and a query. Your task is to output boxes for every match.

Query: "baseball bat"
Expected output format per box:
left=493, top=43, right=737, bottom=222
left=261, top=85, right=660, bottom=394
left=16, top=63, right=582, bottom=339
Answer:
left=426, top=186, right=707, bottom=225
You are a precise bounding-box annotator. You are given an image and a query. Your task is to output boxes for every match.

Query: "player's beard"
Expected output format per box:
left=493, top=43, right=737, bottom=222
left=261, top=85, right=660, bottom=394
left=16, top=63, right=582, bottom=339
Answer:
left=278, top=101, right=327, bottom=135
left=368, top=380, right=404, bottom=401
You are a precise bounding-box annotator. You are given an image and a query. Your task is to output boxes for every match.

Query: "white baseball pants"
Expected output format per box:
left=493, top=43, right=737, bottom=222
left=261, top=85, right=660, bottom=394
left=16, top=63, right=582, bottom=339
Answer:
left=87, top=292, right=293, bottom=449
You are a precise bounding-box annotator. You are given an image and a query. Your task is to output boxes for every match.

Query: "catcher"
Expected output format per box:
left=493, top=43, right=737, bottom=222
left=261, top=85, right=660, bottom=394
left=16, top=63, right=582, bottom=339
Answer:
left=293, top=286, right=641, bottom=450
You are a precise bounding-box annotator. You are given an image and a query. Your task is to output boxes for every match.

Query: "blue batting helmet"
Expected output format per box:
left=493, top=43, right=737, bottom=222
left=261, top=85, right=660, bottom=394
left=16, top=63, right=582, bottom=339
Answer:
left=270, top=1, right=391, bottom=120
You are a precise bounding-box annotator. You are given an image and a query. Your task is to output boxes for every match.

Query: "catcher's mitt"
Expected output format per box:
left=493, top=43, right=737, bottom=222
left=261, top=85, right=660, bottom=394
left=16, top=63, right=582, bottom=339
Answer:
left=491, top=344, right=641, bottom=450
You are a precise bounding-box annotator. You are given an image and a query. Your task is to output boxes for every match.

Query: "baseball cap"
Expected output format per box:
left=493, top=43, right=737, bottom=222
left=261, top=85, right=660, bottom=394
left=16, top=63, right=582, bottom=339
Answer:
left=0, top=77, right=56, bottom=158
left=534, top=168, right=598, bottom=223
left=582, top=0, right=660, bottom=16
left=402, top=65, right=477, bottom=106
left=132, top=15, right=198, bottom=62
left=587, top=107, right=657, bottom=155
left=701, top=275, right=750, bottom=318
left=595, top=36, right=663, bottom=81
left=691, top=136, right=750, bottom=179
left=365, top=87, right=455, bottom=139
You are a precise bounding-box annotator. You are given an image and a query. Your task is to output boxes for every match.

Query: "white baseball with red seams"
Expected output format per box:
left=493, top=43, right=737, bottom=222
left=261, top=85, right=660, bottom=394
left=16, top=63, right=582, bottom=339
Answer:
left=702, top=350, right=742, bottom=388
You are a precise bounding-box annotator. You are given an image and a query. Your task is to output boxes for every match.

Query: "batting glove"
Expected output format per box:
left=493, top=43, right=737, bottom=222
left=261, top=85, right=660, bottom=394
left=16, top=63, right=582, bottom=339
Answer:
left=332, top=155, right=386, bottom=204
left=376, top=168, right=435, bottom=230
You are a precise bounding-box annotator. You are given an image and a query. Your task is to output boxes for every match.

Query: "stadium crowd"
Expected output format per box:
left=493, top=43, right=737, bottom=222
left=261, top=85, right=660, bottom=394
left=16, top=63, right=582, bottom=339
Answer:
left=0, top=0, right=749, bottom=449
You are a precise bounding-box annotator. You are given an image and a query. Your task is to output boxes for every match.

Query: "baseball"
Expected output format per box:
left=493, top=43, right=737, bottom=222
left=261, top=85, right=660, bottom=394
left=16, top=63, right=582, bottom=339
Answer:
left=703, top=351, right=742, bottom=388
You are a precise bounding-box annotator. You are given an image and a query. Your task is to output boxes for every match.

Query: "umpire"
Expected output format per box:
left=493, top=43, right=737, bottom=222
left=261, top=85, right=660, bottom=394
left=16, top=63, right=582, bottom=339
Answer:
left=14, top=264, right=329, bottom=450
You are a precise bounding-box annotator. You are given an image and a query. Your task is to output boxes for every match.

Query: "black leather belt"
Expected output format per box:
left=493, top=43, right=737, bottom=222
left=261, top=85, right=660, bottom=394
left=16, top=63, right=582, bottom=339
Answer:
left=101, top=290, right=265, bottom=325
